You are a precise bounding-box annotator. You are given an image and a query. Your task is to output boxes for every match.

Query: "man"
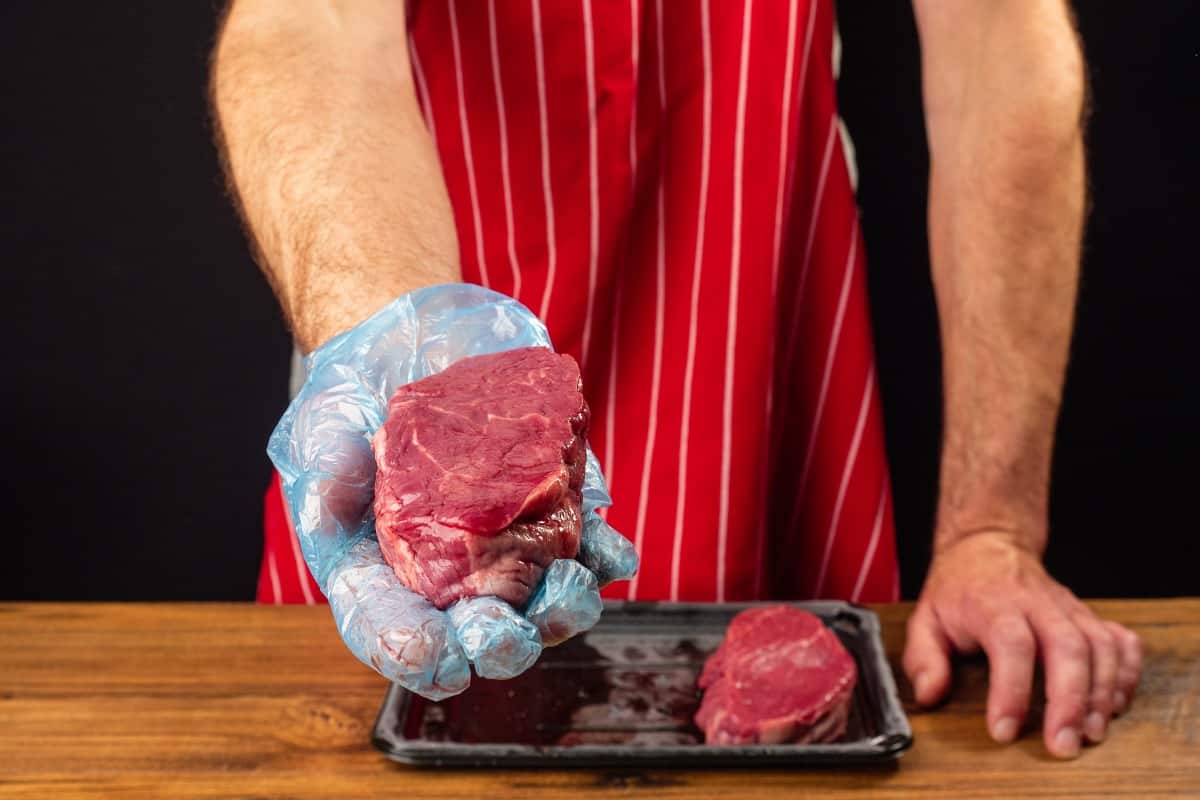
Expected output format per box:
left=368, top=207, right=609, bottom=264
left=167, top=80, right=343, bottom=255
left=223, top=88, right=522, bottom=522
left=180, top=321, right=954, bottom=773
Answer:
left=211, top=0, right=1141, bottom=758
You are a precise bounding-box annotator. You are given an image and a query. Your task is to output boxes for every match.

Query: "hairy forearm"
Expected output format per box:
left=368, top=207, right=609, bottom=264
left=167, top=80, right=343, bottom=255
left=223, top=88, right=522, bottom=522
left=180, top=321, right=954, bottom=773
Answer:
left=210, top=0, right=460, bottom=351
left=914, top=2, right=1086, bottom=553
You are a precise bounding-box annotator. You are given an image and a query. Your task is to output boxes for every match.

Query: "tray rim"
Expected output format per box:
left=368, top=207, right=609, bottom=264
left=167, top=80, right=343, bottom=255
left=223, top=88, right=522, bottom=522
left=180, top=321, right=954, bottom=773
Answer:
left=371, top=600, right=914, bottom=768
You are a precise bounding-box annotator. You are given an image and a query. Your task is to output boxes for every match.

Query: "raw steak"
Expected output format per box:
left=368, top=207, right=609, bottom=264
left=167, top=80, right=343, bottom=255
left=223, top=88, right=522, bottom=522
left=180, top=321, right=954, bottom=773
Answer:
left=694, top=606, right=857, bottom=745
left=371, top=347, right=588, bottom=610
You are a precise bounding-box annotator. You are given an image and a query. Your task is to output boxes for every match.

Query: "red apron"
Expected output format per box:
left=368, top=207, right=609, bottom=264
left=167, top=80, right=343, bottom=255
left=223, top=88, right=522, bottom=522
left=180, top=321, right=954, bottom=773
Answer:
left=259, top=0, right=899, bottom=606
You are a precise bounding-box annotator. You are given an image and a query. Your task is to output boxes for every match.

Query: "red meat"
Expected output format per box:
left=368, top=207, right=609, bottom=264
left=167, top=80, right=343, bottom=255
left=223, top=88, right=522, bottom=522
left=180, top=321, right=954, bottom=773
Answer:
left=695, top=606, right=858, bottom=745
left=372, top=347, right=587, bottom=609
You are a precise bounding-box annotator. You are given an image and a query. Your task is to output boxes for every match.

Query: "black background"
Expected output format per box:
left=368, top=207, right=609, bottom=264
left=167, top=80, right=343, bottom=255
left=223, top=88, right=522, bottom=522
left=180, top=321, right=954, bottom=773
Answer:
left=2, top=3, right=1195, bottom=601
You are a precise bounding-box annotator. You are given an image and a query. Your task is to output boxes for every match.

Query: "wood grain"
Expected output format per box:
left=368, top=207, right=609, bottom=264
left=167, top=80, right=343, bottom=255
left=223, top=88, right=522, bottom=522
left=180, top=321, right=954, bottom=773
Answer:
left=1, top=600, right=1197, bottom=799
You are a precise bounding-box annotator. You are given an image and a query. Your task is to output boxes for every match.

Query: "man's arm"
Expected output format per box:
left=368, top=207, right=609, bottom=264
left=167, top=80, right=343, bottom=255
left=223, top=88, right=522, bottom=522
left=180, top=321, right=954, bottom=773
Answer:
left=211, top=0, right=460, bottom=352
left=904, top=0, right=1142, bottom=758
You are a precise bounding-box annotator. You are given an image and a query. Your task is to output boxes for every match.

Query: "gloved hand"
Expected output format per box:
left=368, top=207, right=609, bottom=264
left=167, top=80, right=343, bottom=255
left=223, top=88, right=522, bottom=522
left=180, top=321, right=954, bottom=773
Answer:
left=267, top=284, right=638, bottom=700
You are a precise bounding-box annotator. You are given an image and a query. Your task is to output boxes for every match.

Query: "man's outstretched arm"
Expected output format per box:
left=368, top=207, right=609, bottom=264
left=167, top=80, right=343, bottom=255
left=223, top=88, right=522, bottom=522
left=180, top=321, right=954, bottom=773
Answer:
left=905, top=0, right=1142, bottom=758
left=211, top=0, right=460, bottom=351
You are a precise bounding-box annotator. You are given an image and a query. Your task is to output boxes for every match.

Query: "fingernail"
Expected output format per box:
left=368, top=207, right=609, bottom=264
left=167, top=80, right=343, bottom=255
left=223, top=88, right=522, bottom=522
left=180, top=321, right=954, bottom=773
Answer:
left=1113, top=690, right=1128, bottom=714
left=1084, top=711, right=1107, bottom=743
left=991, top=716, right=1019, bottom=743
left=1054, top=727, right=1081, bottom=758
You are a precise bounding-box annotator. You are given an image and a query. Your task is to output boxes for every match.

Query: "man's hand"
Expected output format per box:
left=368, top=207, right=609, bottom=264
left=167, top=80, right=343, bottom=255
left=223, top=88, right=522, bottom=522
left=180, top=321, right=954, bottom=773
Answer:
left=906, top=0, right=1131, bottom=759
left=903, top=531, right=1143, bottom=758
left=268, top=285, right=637, bottom=699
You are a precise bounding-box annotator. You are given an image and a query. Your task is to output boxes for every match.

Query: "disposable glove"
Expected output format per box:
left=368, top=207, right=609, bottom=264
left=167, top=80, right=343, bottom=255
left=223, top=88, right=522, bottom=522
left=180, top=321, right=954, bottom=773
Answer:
left=267, top=284, right=638, bottom=700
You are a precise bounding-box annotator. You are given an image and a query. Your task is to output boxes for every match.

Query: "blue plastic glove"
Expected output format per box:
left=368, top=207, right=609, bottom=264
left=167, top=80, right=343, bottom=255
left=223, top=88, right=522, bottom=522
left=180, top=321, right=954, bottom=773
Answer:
left=267, top=284, right=638, bottom=700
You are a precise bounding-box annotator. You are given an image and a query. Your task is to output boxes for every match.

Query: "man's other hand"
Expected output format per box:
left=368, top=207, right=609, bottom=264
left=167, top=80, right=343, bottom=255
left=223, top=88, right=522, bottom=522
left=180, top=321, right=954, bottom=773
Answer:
left=902, top=532, right=1143, bottom=759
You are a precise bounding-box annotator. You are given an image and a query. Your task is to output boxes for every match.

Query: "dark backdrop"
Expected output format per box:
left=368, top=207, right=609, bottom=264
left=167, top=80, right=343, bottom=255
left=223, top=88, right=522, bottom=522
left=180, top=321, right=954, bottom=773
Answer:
left=2, top=2, right=1195, bottom=601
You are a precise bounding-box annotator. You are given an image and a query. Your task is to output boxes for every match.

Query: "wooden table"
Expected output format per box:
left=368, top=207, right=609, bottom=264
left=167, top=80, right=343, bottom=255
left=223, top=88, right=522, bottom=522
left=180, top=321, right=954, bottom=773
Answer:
left=1, top=601, right=1196, bottom=799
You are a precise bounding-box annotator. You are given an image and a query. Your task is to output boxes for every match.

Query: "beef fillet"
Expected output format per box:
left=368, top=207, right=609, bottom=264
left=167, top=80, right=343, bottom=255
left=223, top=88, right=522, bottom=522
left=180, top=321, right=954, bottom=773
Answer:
left=371, top=346, right=588, bottom=610
left=695, top=606, right=858, bottom=745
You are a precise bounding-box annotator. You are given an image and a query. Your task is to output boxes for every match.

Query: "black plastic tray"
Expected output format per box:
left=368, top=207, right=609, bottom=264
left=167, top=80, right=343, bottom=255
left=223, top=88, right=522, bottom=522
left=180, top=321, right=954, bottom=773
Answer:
left=372, top=600, right=912, bottom=767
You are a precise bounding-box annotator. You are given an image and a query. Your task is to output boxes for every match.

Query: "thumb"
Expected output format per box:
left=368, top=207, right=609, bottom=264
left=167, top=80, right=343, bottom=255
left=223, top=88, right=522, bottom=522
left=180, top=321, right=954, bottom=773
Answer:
left=902, top=604, right=953, bottom=707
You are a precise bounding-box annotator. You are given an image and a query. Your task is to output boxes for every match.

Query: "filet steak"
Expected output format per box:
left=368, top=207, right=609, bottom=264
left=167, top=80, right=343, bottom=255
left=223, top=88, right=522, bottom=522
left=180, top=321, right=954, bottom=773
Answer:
left=694, top=606, right=857, bottom=745
left=371, top=346, right=588, bottom=610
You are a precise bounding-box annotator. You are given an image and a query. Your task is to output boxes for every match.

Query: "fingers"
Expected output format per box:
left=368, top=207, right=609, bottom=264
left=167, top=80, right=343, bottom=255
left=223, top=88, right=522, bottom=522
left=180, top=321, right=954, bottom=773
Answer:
left=448, top=596, right=542, bottom=680
left=327, top=539, right=470, bottom=701
left=1108, top=621, right=1143, bottom=714
left=902, top=604, right=954, bottom=707
left=524, top=559, right=603, bottom=646
left=1029, top=605, right=1091, bottom=758
left=1073, top=613, right=1118, bottom=743
left=577, top=512, right=639, bottom=586
left=980, top=614, right=1038, bottom=744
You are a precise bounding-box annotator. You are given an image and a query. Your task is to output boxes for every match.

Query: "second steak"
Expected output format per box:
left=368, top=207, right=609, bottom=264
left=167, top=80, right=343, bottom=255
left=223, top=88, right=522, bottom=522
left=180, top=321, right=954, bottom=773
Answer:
left=695, top=606, right=858, bottom=745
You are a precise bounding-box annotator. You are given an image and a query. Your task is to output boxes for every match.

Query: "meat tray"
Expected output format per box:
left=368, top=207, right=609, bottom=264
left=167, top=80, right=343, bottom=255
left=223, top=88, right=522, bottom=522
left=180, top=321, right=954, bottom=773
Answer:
left=371, top=600, right=913, bottom=767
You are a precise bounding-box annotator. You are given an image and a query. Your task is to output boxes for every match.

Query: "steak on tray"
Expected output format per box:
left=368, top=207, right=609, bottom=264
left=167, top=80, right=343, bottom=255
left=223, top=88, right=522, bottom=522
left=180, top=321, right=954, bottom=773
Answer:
left=371, top=346, right=588, bottom=610
left=694, top=606, right=858, bottom=745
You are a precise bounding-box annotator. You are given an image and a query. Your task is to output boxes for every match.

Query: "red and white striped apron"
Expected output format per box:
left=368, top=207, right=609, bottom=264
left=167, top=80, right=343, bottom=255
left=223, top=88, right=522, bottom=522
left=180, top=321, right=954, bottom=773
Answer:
left=259, top=0, right=899, bottom=606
